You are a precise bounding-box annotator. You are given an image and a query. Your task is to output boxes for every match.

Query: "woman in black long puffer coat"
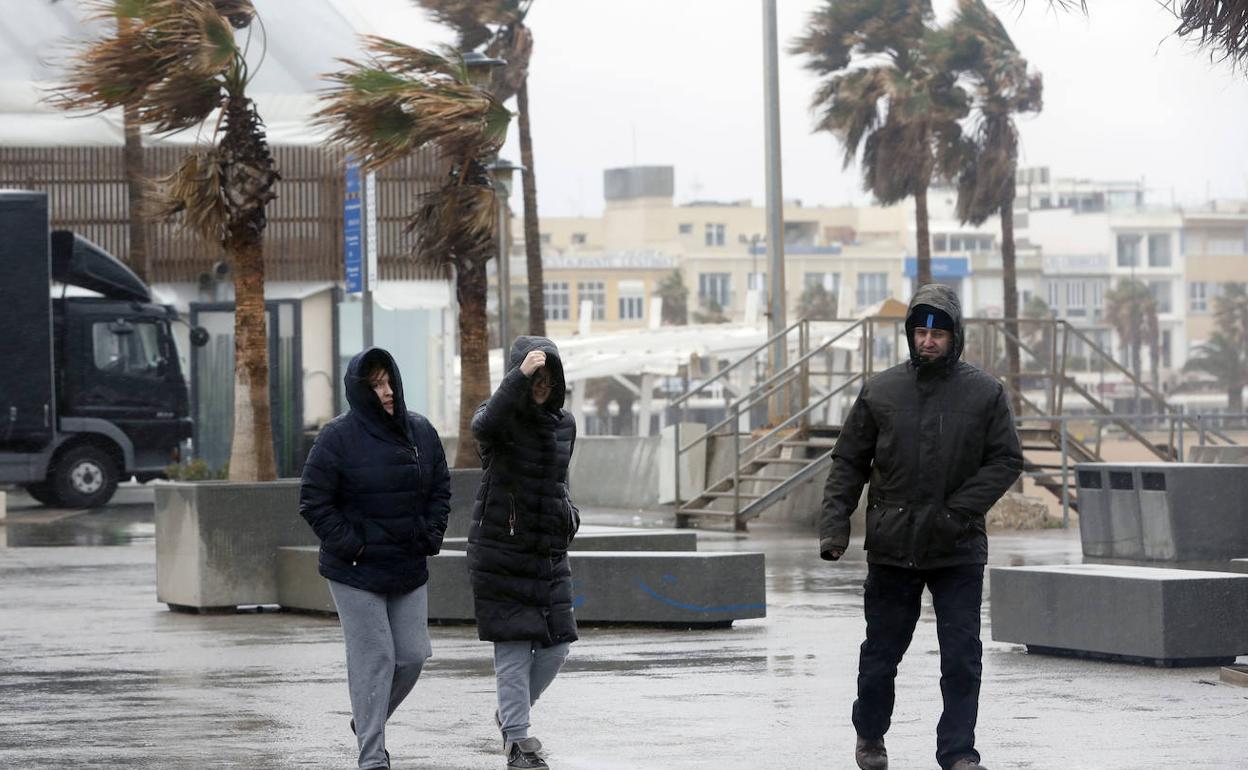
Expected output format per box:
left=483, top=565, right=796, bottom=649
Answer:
left=468, top=336, right=579, bottom=770
left=299, top=347, right=450, bottom=770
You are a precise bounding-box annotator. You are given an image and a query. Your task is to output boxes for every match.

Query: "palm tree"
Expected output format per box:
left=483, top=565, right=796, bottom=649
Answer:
left=1184, top=332, right=1245, bottom=414
left=1103, top=279, right=1161, bottom=405
left=792, top=0, right=968, bottom=286
left=414, top=1, right=549, bottom=334
left=317, top=39, right=510, bottom=468
left=941, top=0, right=1043, bottom=408
left=55, top=0, right=280, bottom=481
left=797, top=282, right=839, bottom=321
left=655, top=269, right=689, bottom=326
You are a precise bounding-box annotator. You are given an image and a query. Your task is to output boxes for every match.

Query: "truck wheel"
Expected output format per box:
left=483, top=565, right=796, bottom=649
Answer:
left=51, top=445, right=119, bottom=509
left=23, top=482, right=61, bottom=507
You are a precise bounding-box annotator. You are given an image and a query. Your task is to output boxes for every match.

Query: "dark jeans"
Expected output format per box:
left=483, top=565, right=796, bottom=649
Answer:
left=852, top=563, right=985, bottom=770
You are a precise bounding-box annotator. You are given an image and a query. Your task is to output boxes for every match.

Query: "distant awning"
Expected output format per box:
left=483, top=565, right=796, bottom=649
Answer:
left=903, top=256, right=970, bottom=279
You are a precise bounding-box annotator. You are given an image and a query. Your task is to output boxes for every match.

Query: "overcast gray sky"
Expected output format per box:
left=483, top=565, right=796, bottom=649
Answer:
left=356, top=0, right=1248, bottom=217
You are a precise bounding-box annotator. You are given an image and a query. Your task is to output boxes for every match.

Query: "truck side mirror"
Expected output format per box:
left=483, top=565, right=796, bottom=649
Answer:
left=189, top=326, right=210, bottom=347
left=108, top=320, right=135, bottom=335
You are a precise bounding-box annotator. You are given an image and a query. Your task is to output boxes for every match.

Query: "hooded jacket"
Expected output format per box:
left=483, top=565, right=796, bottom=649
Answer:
left=819, top=284, right=1023, bottom=569
left=299, top=348, right=451, bottom=594
left=467, top=336, right=580, bottom=644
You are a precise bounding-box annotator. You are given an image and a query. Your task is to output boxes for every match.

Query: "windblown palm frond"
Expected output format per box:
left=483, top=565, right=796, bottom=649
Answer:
left=411, top=0, right=523, bottom=50
left=54, top=0, right=242, bottom=131
left=146, top=150, right=228, bottom=242
left=317, top=39, right=509, bottom=172
left=409, top=159, right=497, bottom=270
left=1177, top=0, right=1248, bottom=66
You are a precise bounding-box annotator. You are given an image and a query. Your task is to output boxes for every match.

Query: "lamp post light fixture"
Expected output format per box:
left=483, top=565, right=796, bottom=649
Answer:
left=489, top=157, right=524, bottom=350
left=461, top=50, right=505, bottom=87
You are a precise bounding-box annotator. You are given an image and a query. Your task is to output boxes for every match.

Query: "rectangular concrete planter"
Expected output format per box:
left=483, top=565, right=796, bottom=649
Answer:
left=990, top=564, right=1248, bottom=666
left=278, top=532, right=766, bottom=628
left=155, top=480, right=315, bottom=612
left=156, top=470, right=485, bottom=612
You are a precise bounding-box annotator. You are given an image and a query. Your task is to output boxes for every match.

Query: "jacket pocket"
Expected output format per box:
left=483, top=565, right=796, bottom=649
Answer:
left=928, top=507, right=969, bottom=557
left=864, top=504, right=909, bottom=559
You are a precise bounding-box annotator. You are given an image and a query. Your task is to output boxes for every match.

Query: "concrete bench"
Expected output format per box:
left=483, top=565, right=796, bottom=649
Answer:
left=277, top=547, right=766, bottom=628
left=990, top=564, right=1248, bottom=667
left=441, top=528, right=697, bottom=553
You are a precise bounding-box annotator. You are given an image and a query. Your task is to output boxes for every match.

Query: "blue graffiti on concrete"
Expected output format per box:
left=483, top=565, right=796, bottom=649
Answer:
left=633, top=578, right=765, bottom=614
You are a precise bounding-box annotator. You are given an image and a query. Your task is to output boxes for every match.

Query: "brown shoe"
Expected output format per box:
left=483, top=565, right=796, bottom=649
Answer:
left=950, top=758, right=987, bottom=770
left=855, top=735, right=888, bottom=770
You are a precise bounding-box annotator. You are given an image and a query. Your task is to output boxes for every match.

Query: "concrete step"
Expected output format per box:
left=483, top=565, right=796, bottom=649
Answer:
left=674, top=508, right=738, bottom=517
left=990, top=564, right=1248, bottom=666
left=278, top=547, right=766, bottom=628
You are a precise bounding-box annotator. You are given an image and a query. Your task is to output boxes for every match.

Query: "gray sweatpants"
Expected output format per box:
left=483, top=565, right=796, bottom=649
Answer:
left=494, top=640, right=571, bottom=746
left=329, top=580, right=432, bottom=770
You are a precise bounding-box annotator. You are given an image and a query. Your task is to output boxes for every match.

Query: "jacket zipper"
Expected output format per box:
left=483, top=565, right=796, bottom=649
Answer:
left=508, top=493, right=517, bottom=536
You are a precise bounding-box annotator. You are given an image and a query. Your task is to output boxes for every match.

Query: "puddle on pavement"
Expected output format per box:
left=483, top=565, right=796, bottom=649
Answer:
left=0, top=501, right=154, bottom=548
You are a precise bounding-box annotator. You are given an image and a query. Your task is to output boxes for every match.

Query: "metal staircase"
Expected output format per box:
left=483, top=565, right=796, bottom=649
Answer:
left=667, top=315, right=1238, bottom=530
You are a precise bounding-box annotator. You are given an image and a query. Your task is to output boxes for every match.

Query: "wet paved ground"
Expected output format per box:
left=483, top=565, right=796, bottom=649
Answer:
left=2, top=489, right=1246, bottom=769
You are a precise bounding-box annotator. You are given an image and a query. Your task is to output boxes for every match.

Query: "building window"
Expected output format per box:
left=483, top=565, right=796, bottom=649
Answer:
left=1190, top=282, right=1209, bottom=313
left=1162, top=330, right=1172, bottom=369
left=571, top=232, right=587, bottom=245
left=543, top=282, right=569, bottom=321
left=804, top=272, right=841, bottom=300
left=539, top=233, right=552, bottom=245
left=1066, top=282, right=1087, bottom=317
left=678, top=223, right=693, bottom=235
left=1117, top=234, right=1141, bottom=267
left=617, top=280, right=645, bottom=320
left=576, top=281, right=606, bottom=321
left=704, top=223, right=726, bottom=247
left=1147, top=234, right=1171, bottom=267
left=1148, top=280, right=1172, bottom=314
left=1047, top=281, right=1060, bottom=310
left=1091, top=281, right=1105, bottom=318
left=857, top=272, right=888, bottom=307
left=933, top=234, right=948, bottom=251
left=1208, top=236, right=1247, bottom=255
left=698, top=272, right=731, bottom=308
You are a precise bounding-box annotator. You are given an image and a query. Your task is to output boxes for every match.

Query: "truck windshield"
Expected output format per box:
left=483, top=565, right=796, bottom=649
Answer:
left=92, top=321, right=165, bottom=378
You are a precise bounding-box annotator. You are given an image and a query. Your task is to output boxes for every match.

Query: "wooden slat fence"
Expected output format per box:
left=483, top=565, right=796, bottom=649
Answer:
left=0, top=144, right=448, bottom=283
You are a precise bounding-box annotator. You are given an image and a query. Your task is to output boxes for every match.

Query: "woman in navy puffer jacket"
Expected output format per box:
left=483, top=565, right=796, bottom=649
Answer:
left=299, top=347, right=450, bottom=770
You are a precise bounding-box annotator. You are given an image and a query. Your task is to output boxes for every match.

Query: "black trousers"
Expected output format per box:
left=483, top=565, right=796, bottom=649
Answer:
left=852, top=562, right=985, bottom=770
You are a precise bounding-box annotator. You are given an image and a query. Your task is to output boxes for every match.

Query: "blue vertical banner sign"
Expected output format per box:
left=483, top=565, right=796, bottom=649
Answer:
left=343, top=158, right=363, bottom=293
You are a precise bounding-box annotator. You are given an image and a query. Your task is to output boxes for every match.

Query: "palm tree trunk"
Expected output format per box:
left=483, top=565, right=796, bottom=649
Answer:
left=914, top=186, right=933, bottom=287
left=454, top=259, right=492, bottom=469
left=221, top=96, right=278, bottom=482
left=122, top=109, right=148, bottom=281
left=118, top=17, right=147, bottom=282
left=517, top=80, right=546, bottom=337
left=1000, top=185, right=1021, bottom=414
left=227, top=229, right=277, bottom=481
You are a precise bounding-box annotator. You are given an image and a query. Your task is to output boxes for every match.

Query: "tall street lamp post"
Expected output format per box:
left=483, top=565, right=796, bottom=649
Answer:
left=489, top=158, right=523, bottom=351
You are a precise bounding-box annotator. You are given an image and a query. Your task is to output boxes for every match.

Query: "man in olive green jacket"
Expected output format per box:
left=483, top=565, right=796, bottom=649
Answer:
left=820, top=284, right=1022, bottom=770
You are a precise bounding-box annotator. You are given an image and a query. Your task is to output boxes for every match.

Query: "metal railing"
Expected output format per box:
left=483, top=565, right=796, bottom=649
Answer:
left=1015, top=411, right=1248, bottom=528
left=663, top=312, right=1243, bottom=526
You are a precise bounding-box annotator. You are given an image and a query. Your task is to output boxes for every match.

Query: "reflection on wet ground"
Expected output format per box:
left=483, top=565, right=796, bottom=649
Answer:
left=2, top=500, right=1245, bottom=768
